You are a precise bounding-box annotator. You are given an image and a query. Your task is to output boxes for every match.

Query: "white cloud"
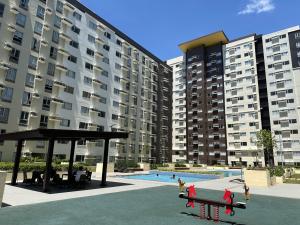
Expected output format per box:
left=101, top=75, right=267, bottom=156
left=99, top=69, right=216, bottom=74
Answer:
left=238, top=0, right=275, bottom=15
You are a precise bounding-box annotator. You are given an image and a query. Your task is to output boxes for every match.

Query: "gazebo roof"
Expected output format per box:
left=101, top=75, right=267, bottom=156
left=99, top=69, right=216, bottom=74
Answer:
left=0, top=128, right=128, bottom=141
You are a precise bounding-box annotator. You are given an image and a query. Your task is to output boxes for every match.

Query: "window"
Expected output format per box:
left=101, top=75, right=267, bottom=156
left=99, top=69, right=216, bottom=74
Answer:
left=114, top=76, right=120, bottom=82
left=101, top=58, right=109, bottom=65
left=79, top=122, right=88, bottom=129
left=113, top=101, right=119, bottom=107
left=47, top=63, right=56, bottom=76
left=100, top=83, right=107, bottom=90
left=116, top=51, right=121, bottom=58
left=54, top=15, right=61, bottom=28
left=9, top=48, right=20, bottom=64
left=103, top=44, right=110, bottom=51
left=34, top=21, right=43, bottom=35
left=56, top=1, right=64, bottom=13
left=45, top=79, right=53, bottom=93
left=36, top=5, right=45, bottom=19
left=62, top=102, right=72, bottom=110
left=73, top=12, right=82, bottom=21
left=0, top=107, right=9, bottom=123
left=60, top=119, right=70, bottom=127
left=66, top=70, right=76, bottom=79
left=19, top=111, right=29, bottom=126
left=64, top=85, right=74, bottom=94
left=82, top=91, right=91, bottom=99
left=28, top=55, right=38, bottom=70
left=86, top=48, right=94, bottom=57
left=104, top=32, right=111, bottom=39
left=84, top=76, right=92, bottom=85
left=40, top=115, right=48, bottom=128
left=99, top=96, right=106, bottom=104
left=16, top=13, right=26, bottom=27
left=25, top=73, right=35, bottom=87
left=31, top=38, right=40, bottom=52
left=42, top=97, right=51, bottom=111
left=70, top=40, right=79, bottom=48
left=88, top=35, right=95, bottom=43
left=12, top=31, right=23, bottom=45
left=52, top=30, right=60, bottom=44
left=22, top=91, right=32, bottom=106
left=88, top=21, right=97, bottom=30
left=71, top=25, right=80, bottom=34
left=0, top=3, right=4, bottom=17
left=5, top=68, right=17, bottom=82
left=101, top=70, right=109, bottom=77
left=116, top=39, right=122, bottom=46
left=20, top=0, right=30, bottom=9
left=98, top=111, right=105, bottom=118
left=1, top=87, right=13, bottom=102
left=112, top=114, right=118, bottom=120
left=68, top=55, right=77, bottom=63
left=85, top=62, right=93, bottom=70
left=81, top=106, right=89, bottom=114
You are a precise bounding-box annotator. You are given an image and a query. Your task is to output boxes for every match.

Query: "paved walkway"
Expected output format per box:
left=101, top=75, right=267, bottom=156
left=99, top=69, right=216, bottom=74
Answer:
left=3, top=173, right=300, bottom=207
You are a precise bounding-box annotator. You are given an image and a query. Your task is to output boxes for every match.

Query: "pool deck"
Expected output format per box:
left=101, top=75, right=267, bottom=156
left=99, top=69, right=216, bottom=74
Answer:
left=3, top=173, right=300, bottom=207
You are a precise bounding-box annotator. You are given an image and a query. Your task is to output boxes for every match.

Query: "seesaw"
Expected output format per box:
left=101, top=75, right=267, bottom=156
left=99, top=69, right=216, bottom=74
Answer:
left=179, top=185, right=246, bottom=222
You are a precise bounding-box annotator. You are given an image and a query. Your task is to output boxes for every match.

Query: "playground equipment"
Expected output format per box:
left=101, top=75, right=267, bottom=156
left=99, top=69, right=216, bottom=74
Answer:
left=179, top=185, right=246, bottom=222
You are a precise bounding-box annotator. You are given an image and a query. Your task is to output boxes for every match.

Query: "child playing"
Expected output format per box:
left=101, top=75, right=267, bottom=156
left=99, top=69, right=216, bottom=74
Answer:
left=178, top=178, right=185, bottom=194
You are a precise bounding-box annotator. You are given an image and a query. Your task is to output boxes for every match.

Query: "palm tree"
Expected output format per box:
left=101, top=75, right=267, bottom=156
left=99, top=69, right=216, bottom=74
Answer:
left=256, top=130, right=277, bottom=167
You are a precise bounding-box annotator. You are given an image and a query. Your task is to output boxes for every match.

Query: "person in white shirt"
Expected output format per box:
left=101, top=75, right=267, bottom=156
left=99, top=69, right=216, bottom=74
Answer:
left=75, top=166, right=86, bottom=182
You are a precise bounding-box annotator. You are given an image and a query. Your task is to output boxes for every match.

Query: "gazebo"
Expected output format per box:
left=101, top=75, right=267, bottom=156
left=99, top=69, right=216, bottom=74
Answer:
left=0, top=129, right=128, bottom=192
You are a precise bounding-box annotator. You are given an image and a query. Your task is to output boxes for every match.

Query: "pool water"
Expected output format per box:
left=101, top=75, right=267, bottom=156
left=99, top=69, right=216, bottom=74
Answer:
left=119, top=170, right=241, bottom=183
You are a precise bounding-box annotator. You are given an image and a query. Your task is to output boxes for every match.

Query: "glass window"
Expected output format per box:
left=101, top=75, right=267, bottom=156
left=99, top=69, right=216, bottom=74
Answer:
left=71, top=25, right=80, bottom=34
left=64, top=85, right=74, bottom=94
left=19, top=0, right=29, bottom=9
left=81, top=106, right=89, bottom=114
left=28, top=55, right=38, bottom=70
left=103, top=57, right=109, bottom=64
left=88, top=34, right=95, bottom=43
left=103, top=44, right=110, bottom=51
left=50, top=46, right=58, bottom=59
left=68, top=55, right=77, bottom=63
left=25, top=73, right=35, bottom=87
left=73, top=12, right=81, bottom=21
left=66, top=70, right=75, bottom=79
left=31, top=37, right=40, bottom=52
left=52, top=30, right=60, bottom=44
left=12, top=30, right=23, bottom=45
left=9, top=48, right=20, bottom=64
left=86, top=48, right=94, bottom=57
left=40, top=115, right=48, bottom=128
left=84, top=76, right=92, bottom=85
left=36, top=5, right=45, bottom=19
left=104, top=32, right=111, bottom=39
left=56, top=1, right=64, bottom=13
left=0, top=107, right=10, bottom=123
left=47, top=63, right=56, bottom=76
left=1, top=87, right=13, bottom=102
left=0, top=3, right=5, bottom=17
left=89, top=21, right=97, bottom=30
left=45, top=79, right=53, bottom=93
left=5, top=68, right=17, bottom=82
left=70, top=40, right=79, bottom=48
left=19, top=111, right=29, bottom=126
left=62, top=102, right=72, bottom=110
left=34, top=21, right=43, bottom=35
left=85, top=62, right=93, bottom=70
left=60, top=119, right=70, bottom=127
left=42, top=97, right=51, bottom=111
left=22, top=91, right=32, bottom=106
left=16, top=13, right=26, bottom=27
left=54, top=15, right=61, bottom=28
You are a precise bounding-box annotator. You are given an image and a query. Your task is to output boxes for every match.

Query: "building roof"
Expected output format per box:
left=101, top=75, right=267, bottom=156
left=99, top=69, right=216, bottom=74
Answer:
left=179, top=31, right=229, bottom=52
left=0, top=129, right=128, bottom=141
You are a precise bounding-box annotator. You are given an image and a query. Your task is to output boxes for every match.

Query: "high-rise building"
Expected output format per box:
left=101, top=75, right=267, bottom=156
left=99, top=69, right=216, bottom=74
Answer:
left=224, top=34, right=270, bottom=167
left=179, top=32, right=228, bottom=165
left=262, top=26, right=300, bottom=166
left=0, top=0, right=172, bottom=163
left=167, top=56, right=186, bottom=163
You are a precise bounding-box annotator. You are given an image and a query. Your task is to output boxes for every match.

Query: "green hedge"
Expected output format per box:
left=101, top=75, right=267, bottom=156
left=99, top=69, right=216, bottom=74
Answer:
left=175, top=163, right=186, bottom=168
left=0, top=162, right=87, bottom=172
left=115, top=160, right=139, bottom=171
left=269, top=166, right=285, bottom=177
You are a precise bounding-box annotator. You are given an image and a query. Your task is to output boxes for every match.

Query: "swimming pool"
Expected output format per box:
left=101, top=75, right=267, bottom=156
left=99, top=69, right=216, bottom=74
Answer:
left=119, top=170, right=241, bottom=183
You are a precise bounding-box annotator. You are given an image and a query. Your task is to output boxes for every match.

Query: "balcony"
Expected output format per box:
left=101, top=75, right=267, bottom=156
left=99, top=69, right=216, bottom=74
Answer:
left=43, top=23, right=50, bottom=31
left=58, top=48, right=69, bottom=56
left=94, top=65, right=102, bottom=72
left=61, top=17, right=72, bottom=27
left=63, top=2, right=75, bottom=11
left=96, top=37, right=104, bottom=44
left=49, top=116, right=62, bottom=121
left=30, top=112, right=38, bottom=117
left=91, top=93, right=101, bottom=99
left=56, top=64, right=68, bottom=72
left=97, top=24, right=105, bottom=32
left=59, top=32, right=71, bottom=41
left=90, top=108, right=101, bottom=113
left=92, top=79, right=102, bottom=85
left=7, top=24, right=16, bottom=32
left=3, top=42, right=13, bottom=51
left=51, top=97, right=64, bottom=104
left=45, top=7, right=52, bottom=15
left=38, top=57, right=46, bottom=64
left=0, top=61, right=10, bottom=70
left=40, top=39, right=48, bottom=47
left=0, top=84, right=5, bottom=90
left=35, top=75, right=43, bottom=81
left=32, top=93, right=40, bottom=98
left=95, top=51, right=103, bottom=58
left=10, top=6, right=19, bottom=14
left=53, top=80, right=66, bottom=88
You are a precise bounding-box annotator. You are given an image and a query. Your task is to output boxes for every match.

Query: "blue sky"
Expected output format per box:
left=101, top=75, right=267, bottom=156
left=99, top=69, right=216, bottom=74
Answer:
left=80, top=0, right=299, bottom=61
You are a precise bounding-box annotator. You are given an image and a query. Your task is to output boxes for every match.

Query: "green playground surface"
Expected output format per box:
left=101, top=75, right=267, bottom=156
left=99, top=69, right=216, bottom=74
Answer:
left=0, top=186, right=299, bottom=225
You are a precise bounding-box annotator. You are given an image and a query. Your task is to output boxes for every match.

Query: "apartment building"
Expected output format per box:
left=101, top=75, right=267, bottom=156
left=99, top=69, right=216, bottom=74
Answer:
left=0, top=0, right=172, bottom=163
left=179, top=32, right=228, bottom=165
left=167, top=56, right=186, bottom=162
left=224, top=34, right=270, bottom=167
left=262, top=26, right=300, bottom=166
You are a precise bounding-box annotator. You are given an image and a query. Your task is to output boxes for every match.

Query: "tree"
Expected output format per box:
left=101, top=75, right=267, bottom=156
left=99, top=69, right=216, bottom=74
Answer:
left=256, top=130, right=277, bottom=167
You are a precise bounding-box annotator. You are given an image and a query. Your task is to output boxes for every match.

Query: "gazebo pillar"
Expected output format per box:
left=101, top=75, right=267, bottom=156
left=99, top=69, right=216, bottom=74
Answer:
left=43, top=138, right=55, bottom=192
left=68, top=140, right=76, bottom=182
left=11, top=140, right=23, bottom=185
left=101, top=138, right=110, bottom=186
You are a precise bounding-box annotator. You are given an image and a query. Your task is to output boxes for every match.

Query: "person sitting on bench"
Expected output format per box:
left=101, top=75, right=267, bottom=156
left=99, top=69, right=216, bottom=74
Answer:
left=74, top=166, right=87, bottom=182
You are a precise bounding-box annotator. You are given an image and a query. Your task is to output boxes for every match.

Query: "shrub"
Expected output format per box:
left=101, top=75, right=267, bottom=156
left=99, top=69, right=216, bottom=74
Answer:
left=175, top=163, right=186, bottom=168
left=114, top=160, right=139, bottom=171
left=269, top=166, right=285, bottom=177
left=192, top=164, right=202, bottom=167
